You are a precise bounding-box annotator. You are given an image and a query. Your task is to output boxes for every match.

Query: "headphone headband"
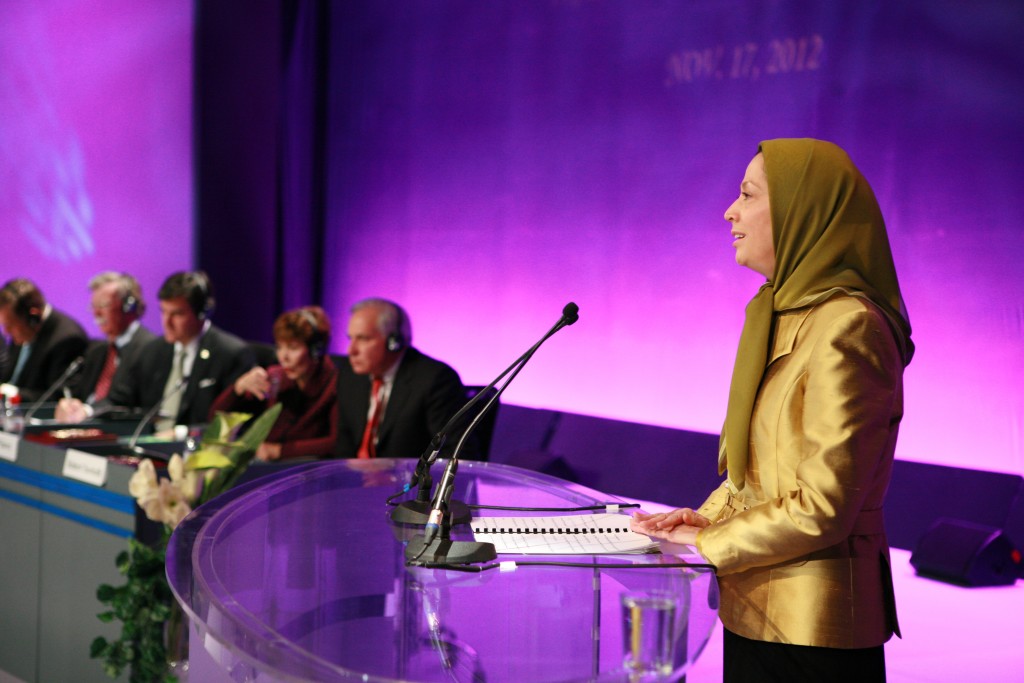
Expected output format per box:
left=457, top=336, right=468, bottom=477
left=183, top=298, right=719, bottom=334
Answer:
left=385, top=302, right=408, bottom=352
left=188, top=272, right=214, bottom=319
left=298, top=308, right=327, bottom=359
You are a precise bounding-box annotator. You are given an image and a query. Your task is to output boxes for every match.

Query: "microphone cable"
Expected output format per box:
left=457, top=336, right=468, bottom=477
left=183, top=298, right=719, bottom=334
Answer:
left=406, top=558, right=717, bottom=572
left=464, top=502, right=640, bottom=512
left=386, top=494, right=642, bottom=514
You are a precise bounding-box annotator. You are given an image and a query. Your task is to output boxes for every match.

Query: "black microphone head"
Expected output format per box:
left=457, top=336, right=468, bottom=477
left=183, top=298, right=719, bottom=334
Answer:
left=562, top=302, right=579, bottom=325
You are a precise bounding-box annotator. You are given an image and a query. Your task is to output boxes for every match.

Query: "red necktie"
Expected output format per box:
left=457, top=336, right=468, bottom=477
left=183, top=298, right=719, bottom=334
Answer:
left=356, top=377, right=384, bottom=459
left=93, top=344, right=118, bottom=400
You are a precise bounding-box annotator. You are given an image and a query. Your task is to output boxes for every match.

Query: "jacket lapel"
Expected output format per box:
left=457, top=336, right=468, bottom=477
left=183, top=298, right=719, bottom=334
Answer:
left=768, top=307, right=813, bottom=366
left=180, top=338, right=213, bottom=417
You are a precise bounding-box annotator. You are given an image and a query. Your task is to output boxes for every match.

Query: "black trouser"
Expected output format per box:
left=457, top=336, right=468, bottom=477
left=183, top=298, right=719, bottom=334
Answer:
left=723, top=628, right=886, bottom=683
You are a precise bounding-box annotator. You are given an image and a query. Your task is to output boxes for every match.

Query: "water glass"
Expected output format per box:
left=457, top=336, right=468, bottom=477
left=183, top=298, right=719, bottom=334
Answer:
left=620, top=591, right=679, bottom=677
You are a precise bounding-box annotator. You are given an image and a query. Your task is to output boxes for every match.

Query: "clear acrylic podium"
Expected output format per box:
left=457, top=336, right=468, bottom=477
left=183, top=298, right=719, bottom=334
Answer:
left=167, top=459, right=718, bottom=682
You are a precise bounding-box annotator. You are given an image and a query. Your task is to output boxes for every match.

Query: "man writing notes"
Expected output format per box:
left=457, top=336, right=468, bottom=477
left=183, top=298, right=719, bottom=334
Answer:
left=55, top=272, right=157, bottom=421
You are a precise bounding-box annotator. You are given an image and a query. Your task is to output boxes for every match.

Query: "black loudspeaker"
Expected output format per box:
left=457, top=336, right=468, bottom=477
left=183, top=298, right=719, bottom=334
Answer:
left=910, top=518, right=1022, bottom=587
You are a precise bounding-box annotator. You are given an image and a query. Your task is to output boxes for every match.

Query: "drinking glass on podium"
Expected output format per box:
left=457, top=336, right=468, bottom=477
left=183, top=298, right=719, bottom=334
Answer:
left=620, top=590, right=681, bottom=679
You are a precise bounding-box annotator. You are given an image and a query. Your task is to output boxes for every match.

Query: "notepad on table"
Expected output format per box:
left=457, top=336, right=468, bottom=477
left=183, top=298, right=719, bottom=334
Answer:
left=470, top=513, right=659, bottom=555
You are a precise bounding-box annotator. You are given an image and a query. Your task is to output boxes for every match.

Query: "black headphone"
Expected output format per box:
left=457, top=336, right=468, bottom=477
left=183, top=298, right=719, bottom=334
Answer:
left=187, top=272, right=215, bottom=320
left=121, top=294, right=138, bottom=315
left=385, top=304, right=408, bottom=352
left=7, top=283, right=43, bottom=330
left=298, top=308, right=328, bottom=360
left=23, top=306, right=42, bottom=329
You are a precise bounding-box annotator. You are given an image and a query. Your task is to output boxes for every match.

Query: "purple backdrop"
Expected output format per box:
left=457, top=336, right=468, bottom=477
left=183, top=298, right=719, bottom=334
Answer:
left=323, top=1, right=1024, bottom=476
left=1, top=1, right=1021, bottom=478
left=0, top=1, right=192, bottom=335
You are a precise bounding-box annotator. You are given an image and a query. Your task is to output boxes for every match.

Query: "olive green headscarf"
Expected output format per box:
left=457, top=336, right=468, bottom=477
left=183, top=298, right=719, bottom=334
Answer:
left=719, top=138, right=913, bottom=489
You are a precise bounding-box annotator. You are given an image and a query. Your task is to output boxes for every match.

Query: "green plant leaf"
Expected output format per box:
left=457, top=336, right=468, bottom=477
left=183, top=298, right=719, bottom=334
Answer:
left=236, top=403, right=283, bottom=452
left=185, top=447, right=233, bottom=470
left=96, top=405, right=282, bottom=679
left=89, top=637, right=108, bottom=657
left=219, top=411, right=254, bottom=432
left=115, top=550, right=130, bottom=571
left=196, top=403, right=282, bottom=501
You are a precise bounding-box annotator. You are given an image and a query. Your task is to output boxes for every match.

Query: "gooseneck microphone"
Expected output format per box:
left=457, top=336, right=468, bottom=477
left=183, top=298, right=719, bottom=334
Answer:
left=404, top=302, right=579, bottom=565
left=390, top=302, right=580, bottom=525
left=127, top=378, right=189, bottom=454
left=24, top=356, right=85, bottom=425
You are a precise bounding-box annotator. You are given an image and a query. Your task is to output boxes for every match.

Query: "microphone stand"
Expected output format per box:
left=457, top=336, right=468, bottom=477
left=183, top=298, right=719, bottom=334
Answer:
left=390, top=302, right=579, bottom=526
left=389, top=374, right=507, bottom=526
left=127, top=378, right=188, bottom=455
left=404, top=303, right=579, bottom=565
left=24, top=356, right=85, bottom=425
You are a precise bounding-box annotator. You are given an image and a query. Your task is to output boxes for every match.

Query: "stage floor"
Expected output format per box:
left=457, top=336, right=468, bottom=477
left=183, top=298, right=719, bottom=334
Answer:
left=686, top=547, right=1024, bottom=682
left=3, top=546, right=1016, bottom=683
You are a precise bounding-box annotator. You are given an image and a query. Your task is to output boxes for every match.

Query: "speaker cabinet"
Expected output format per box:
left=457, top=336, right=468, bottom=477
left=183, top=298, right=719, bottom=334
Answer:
left=910, top=518, right=1022, bottom=587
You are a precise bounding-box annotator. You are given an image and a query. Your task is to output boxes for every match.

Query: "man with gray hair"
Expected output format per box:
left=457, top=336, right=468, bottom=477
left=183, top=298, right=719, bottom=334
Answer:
left=56, top=271, right=157, bottom=420
left=335, top=298, right=479, bottom=460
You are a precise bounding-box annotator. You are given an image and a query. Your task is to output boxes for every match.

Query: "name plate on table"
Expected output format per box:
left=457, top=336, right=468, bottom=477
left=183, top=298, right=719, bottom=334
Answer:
left=0, top=432, right=18, bottom=462
left=62, top=448, right=109, bottom=487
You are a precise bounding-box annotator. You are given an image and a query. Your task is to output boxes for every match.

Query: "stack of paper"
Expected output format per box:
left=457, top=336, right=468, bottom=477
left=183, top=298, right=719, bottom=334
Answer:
left=470, top=513, right=659, bottom=555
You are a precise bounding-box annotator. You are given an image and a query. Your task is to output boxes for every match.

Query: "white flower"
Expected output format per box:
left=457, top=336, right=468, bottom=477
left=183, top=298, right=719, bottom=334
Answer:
left=168, top=454, right=200, bottom=503
left=167, top=453, right=185, bottom=481
left=130, top=456, right=199, bottom=527
left=160, top=478, right=194, bottom=527
left=128, top=458, right=158, bottom=503
left=153, top=478, right=193, bottom=527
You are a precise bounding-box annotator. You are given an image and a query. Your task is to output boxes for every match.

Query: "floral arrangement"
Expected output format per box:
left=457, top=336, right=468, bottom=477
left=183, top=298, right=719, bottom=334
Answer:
left=90, top=405, right=282, bottom=682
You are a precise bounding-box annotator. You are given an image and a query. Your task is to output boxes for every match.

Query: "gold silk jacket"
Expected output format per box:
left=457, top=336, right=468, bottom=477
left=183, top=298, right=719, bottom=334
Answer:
left=696, top=295, right=903, bottom=649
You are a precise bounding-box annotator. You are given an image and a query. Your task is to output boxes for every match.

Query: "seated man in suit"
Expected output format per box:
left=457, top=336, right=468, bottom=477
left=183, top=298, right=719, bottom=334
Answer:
left=103, top=271, right=254, bottom=432
left=0, top=278, right=89, bottom=402
left=54, top=272, right=157, bottom=421
left=335, top=298, right=479, bottom=460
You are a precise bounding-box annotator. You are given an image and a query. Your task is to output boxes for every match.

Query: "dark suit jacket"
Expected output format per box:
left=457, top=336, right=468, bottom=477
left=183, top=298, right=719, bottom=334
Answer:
left=0, top=308, right=89, bottom=402
left=106, top=325, right=254, bottom=427
left=335, top=347, right=479, bottom=460
left=69, top=324, right=158, bottom=402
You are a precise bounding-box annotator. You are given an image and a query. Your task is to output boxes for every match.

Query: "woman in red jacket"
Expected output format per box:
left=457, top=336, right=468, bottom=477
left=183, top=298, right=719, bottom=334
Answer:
left=211, top=306, right=338, bottom=460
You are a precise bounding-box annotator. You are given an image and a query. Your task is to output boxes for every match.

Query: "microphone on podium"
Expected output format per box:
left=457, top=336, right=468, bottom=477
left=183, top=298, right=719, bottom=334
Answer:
left=404, top=301, right=580, bottom=565
left=24, top=356, right=85, bottom=424
left=127, top=378, right=189, bottom=455
left=391, top=302, right=581, bottom=525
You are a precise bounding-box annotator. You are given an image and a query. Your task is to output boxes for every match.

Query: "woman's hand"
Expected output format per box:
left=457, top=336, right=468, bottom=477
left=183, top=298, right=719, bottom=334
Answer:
left=234, top=367, right=271, bottom=399
left=631, top=508, right=711, bottom=546
left=255, top=442, right=282, bottom=462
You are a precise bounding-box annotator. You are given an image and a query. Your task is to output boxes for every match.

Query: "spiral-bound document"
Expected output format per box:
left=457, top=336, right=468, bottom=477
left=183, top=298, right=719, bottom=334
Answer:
left=470, top=513, right=659, bottom=554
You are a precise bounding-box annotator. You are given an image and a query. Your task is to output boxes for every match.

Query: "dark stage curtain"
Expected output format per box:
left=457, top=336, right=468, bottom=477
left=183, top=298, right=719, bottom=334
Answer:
left=194, top=0, right=328, bottom=344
